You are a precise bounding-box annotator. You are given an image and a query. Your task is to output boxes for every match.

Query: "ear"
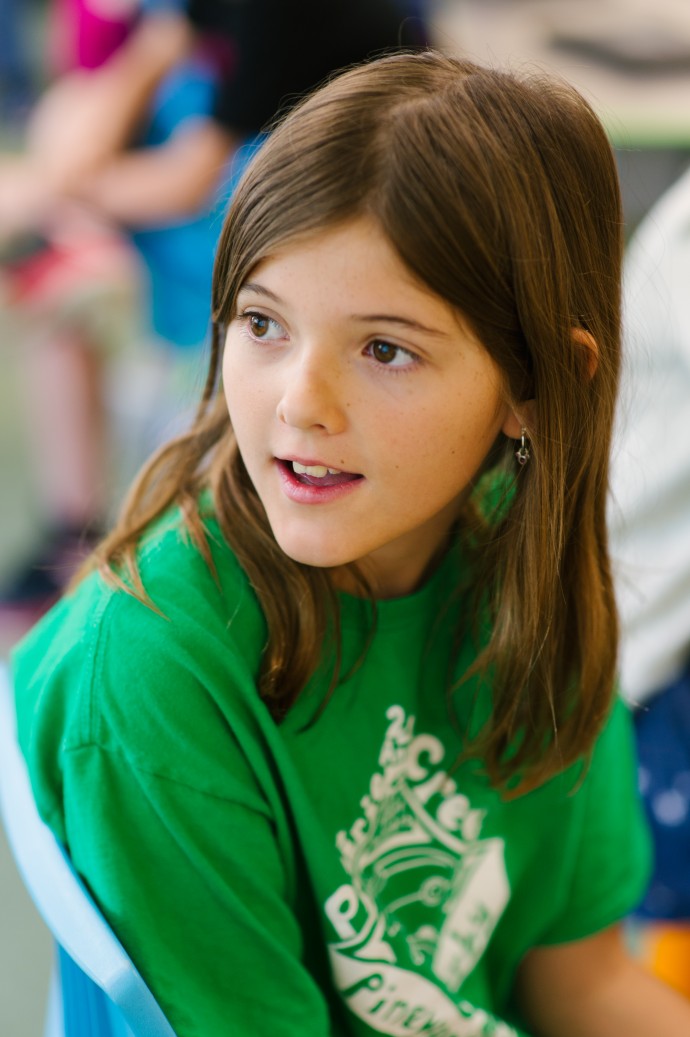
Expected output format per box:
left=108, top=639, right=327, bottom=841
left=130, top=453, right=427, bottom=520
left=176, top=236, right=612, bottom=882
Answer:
left=572, top=326, right=598, bottom=379
left=501, top=326, right=599, bottom=440
left=502, top=399, right=535, bottom=441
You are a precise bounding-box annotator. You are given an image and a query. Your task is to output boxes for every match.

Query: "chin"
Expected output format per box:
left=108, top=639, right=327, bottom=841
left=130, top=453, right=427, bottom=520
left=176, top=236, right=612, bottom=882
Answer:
left=272, top=531, right=356, bottom=571
left=279, top=546, right=349, bottom=570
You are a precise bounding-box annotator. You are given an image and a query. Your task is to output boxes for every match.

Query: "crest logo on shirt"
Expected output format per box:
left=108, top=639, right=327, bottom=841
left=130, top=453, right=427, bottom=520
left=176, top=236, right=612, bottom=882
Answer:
left=324, top=705, right=515, bottom=1037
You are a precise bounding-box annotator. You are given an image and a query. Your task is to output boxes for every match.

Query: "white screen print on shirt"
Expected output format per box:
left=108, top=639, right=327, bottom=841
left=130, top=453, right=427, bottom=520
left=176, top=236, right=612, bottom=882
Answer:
left=324, top=706, right=515, bottom=1037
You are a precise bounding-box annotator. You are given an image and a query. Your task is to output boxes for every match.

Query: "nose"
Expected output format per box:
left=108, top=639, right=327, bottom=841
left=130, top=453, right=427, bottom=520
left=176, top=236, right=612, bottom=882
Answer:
left=276, top=353, right=347, bottom=434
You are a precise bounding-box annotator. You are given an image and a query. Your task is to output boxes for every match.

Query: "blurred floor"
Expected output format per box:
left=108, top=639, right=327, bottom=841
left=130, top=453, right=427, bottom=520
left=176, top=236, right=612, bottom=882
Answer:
left=0, top=830, right=52, bottom=1037
left=1, top=5, right=54, bottom=1015
left=0, top=318, right=52, bottom=1036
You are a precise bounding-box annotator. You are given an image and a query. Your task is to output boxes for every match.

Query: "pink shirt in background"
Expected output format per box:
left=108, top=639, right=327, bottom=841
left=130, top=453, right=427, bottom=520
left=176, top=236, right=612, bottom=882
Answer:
left=49, top=0, right=140, bottom=73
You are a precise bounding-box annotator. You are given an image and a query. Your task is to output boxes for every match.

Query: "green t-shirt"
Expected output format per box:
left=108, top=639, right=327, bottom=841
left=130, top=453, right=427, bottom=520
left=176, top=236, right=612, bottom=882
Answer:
left=12, top=506, right=651, bottom=1037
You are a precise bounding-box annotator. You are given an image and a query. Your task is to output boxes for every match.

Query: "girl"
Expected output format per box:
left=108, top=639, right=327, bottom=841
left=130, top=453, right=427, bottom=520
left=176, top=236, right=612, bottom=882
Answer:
left=12, top=51, right=690, bottom=1037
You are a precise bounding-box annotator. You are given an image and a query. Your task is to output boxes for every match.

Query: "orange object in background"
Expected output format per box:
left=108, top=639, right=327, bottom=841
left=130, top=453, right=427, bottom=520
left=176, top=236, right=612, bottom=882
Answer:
left=637, top=923, right=690, bottom=1000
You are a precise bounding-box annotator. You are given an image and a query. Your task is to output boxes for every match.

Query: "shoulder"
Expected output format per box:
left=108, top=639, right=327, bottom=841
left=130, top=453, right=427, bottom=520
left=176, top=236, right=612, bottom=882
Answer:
left=502, top=697, right=649, bottom=880
left=16, top=503, right=266, bottom=684
left=12, top=505, right=269, bottom=805
left=538, top=697, right=642, bottom=808
left=128, top=503, right=267, bottom=664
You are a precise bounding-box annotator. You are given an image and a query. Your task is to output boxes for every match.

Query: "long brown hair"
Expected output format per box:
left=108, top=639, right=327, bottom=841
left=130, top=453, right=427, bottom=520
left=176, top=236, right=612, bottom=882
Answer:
left=90, top=51, right=623, bottom=792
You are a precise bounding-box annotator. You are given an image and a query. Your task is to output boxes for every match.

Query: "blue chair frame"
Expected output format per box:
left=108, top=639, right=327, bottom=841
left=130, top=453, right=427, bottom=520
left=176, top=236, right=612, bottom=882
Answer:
left=0, top=663, right=177, bottom=1037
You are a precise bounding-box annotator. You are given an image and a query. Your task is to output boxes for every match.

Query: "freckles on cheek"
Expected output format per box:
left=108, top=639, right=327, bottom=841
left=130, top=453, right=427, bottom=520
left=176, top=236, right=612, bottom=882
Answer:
left=223, top=384, right=253, bottom=433
left=232, top=390, right=277, bottom=460
left=223, top=361, right=262, bottom=417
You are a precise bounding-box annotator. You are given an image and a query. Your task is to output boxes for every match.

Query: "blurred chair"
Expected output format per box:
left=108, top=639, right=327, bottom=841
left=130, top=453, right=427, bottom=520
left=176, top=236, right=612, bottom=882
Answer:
left=0, top=663, right=177, bottom=1037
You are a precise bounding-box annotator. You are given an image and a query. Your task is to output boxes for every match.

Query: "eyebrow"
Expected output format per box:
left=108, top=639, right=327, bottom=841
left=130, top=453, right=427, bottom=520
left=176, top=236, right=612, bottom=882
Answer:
left=351, top=314, right=448, bottom=337
left=238, top=283, right=282, bottom=301
left=238, top=282, right=449, bottom=338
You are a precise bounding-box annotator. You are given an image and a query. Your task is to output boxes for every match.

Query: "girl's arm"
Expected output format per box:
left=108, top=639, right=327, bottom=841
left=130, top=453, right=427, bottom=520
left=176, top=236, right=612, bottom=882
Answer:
left=0, top=11, right=218, bottom=238
left=72, top=119, right=238, bottom=226
left=517, top=923, right=690, bottom=1036
left=26, top=11, right=194, bottom=189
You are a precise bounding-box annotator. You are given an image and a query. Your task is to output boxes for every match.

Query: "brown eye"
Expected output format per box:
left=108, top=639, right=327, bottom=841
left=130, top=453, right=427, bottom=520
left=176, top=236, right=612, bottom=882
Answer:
left=249, top=314, right=270, bottom=337
left=371, top=341, right=398, bottom=364
left=245, top=313, right=284, bottom=341
left=368, top=340, right=416, bottom=368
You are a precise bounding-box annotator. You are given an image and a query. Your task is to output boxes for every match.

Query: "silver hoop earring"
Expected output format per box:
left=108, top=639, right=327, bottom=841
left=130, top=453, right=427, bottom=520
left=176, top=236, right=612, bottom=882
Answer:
left=515, top=427, right=530, bottom=466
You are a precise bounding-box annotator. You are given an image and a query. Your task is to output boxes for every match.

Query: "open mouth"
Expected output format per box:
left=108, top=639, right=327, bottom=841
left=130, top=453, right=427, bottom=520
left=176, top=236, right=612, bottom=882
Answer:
left=278, top=458, right=363, bottom=488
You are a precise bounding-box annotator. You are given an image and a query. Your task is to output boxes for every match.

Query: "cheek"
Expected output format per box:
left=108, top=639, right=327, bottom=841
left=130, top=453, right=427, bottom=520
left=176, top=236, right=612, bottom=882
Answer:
left=223, top=350, right=266, bottom=431
left=409, top=397, right=499, bottom=457
left=225, top=388, right=263, bottom=453
left=397, top=392, right=505, bottom=484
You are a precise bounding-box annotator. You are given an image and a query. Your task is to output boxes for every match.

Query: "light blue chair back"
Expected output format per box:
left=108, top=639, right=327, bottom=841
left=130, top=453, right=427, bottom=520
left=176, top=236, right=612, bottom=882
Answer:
left=0, top=663, right=177, bottom=1037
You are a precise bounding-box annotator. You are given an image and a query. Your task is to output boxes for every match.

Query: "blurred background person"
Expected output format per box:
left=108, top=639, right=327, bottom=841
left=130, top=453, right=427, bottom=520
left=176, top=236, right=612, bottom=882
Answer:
left=0, top=0, right=429, bottom=614
left=610, top=164, right=690, bottom=1000
left=0, top=0, right=38, bottom=127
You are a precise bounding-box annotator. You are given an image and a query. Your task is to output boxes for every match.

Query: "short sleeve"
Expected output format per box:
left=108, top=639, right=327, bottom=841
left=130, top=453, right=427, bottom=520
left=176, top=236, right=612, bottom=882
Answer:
left=62, top=743, right=332, bottom=1037
left=538, top=698, right=653, bottom=945
left=13, top=544, right=335, bottom=1037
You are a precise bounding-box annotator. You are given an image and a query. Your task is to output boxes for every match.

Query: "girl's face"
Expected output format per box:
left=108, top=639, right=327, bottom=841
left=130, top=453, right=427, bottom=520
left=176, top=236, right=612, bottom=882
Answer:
left=223, top=217, right=521, bottom=597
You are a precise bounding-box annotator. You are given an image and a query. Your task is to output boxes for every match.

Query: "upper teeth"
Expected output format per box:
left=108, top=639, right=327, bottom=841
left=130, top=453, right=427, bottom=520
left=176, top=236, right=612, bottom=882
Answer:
left=292, top=462, right=341, bottom=477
